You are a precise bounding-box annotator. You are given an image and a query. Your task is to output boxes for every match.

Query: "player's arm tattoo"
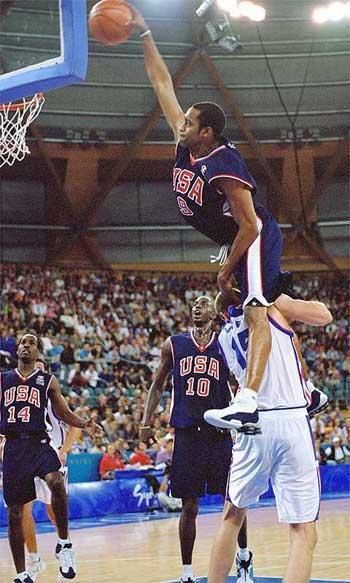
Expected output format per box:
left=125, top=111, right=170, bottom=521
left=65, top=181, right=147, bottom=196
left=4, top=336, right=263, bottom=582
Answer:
left=48, top=377, right=87, bottom=430
left=141, top=338, right=173, bottom=426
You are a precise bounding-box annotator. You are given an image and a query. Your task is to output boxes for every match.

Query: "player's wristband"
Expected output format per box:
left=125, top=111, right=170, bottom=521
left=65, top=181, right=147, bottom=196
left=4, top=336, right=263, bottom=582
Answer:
left=140, top=29, right=151, bottom=38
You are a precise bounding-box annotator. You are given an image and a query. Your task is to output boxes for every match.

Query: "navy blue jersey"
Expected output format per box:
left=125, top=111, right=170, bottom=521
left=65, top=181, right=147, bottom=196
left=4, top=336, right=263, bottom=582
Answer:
left=173, top=138, right=272, bottom=245
left=0, top=368, right=53, bottom=436
left=169, top=332, right=232, bottom=428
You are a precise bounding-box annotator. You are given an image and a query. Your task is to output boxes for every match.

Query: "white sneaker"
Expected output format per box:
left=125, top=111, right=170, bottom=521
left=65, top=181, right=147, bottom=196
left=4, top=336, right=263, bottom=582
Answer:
left=204, top=389, right=261, bottom=434
left=236, top=550, right=254, bottom=582
left=27, top=557, right=46, bottom=581
left=179, top=578, right=197, bottom=583
left=55, top=542, right=76, bottom=579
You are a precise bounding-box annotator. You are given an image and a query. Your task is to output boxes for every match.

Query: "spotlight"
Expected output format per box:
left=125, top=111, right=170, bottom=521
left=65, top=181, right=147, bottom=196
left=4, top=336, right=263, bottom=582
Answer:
left=312, top=5, right=329, bottom=23
left=327, top=1, right=345, bottom=19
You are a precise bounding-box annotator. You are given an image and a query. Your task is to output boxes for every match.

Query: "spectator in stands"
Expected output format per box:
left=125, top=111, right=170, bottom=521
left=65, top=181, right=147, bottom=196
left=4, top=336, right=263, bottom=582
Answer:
left=324, top=436, right=350, bottom=464
left=99, top=443, right=125, bottom=479
left=83, top=362, right=99, bottom=388
left=155, top=437, right=174, bottom=465
left=101, top=408, right=120, bottom=442
left=90, top=436, right=108, bottom=454
left=129, top=441, right=153, bottom=467
left=115, top=438, right=131, bottom=463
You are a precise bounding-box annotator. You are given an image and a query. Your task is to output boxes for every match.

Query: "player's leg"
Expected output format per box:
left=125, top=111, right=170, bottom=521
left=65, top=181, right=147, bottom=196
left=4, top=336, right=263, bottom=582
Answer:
left=236, top=516, right=254, bottom=583
left=284, top=522, right=317, bottom=583
left=221, top=215, right=281, bottom=432
left=23, top=501, right=47, bottom=580
left=179, top=497, right=199, bottom=582
left=170, top=427, right=208, bottom=582
left=46, top=503, right=58, bottom=527
left=45, top=471, right=68, bottom=539
left=8, top=504, right=26, bottom=573
left=44, top=469, right=76, bottom=580
left=208, top=502, right=247, bottom=583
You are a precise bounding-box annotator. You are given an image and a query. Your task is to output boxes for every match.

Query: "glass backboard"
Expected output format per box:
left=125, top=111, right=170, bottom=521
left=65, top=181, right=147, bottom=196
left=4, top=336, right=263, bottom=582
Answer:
left=0, top=0, right=88, bottom=103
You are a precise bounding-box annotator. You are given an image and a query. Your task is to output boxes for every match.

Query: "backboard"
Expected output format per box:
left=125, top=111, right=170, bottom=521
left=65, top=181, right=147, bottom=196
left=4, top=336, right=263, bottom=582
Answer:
left=0, top=0, right=88, bottom=103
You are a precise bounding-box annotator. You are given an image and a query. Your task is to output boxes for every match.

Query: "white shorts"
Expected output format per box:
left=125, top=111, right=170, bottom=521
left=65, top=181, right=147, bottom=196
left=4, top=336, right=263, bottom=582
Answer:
left=227, top=409, right=320, bottom=523
left=34, top=467, right=68, bottom=505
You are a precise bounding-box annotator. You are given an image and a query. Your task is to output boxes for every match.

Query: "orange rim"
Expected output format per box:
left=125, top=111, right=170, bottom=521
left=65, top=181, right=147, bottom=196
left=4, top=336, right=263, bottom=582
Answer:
left=0, top=92, right=45, bottom=112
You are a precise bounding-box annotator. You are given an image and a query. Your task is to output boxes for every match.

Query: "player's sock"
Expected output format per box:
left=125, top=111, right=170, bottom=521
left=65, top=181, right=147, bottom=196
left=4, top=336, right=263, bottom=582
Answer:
left=58, top=537, right=70, bottom=546
left=28, top=552, right=40, bottom=562
left=240, top=387, right=258, bottom=400
left=182, top=564, right=195, bottom=579
left=237, top=546, right=250, bottom=561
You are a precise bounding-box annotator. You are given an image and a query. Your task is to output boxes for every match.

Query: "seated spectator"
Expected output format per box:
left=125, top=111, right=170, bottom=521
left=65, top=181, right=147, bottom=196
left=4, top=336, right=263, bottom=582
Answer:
left=155, top=437, right=174, bottom=465
left=99, top=443, right=125, bottom=479
left=90, top=436, right=108, bottom=454
left=102, top=408, right=120, bottom=442
left=83, top=363, right=99, bottom=388
left=324, top=436, right=350, bottom=464
left=129, top=441, right=153, bottom=467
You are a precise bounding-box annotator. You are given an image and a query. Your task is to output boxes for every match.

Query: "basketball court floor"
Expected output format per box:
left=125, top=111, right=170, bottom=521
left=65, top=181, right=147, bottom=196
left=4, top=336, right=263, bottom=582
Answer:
left=0, top=498, right=349, bottom=583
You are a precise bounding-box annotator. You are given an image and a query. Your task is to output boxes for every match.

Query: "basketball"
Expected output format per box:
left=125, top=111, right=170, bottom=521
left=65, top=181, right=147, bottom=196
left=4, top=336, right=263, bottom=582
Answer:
left=88, top=0, right=134, bottom=46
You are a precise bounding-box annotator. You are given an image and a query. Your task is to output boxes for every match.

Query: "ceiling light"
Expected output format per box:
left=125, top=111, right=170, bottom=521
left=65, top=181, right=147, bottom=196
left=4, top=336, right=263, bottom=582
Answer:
left=327, top=1, right=346, bottom=19
left=312, top=5, right=329, bottom=23
left=247, top=4, right=266, bottom=21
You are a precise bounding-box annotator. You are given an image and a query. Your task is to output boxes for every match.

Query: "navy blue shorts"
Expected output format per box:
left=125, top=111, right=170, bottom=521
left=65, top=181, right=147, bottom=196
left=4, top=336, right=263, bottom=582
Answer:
left=3, top=434, right=61, bottom=507
left=170, top=424, right=232, bottom=499
left=233, top=210, right=282, bottom=306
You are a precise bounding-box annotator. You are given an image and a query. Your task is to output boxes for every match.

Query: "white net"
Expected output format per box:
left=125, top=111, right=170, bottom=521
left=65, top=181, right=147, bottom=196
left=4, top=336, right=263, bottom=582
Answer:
left=0, top=93, right=45, bottom=167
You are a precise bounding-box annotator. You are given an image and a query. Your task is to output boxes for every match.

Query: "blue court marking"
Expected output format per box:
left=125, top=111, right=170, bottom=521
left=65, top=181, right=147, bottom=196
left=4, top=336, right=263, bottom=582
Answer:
left=164, top=579, right=349, bottom=583
left=1, top=493, right=348, bottom=539
left=1, top=0, right=88, bottom=102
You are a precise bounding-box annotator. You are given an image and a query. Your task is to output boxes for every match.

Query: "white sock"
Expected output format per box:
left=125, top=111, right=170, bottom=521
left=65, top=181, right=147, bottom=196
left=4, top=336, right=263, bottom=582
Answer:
left=58, top=537, right=70, bottom=546
left=182, top=564, right=194, bottom=579
left=28, top=552, right=40, bottom=562
left=240, top=388, right=258, bottom=400
left=238, top=546, right=250, bottom=561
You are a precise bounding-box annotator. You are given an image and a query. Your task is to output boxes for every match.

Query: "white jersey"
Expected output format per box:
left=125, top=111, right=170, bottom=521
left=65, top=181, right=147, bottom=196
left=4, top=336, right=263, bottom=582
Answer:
left=219, top=306, right=311, bottom=411
left=45, top=398, right=69, bottom=449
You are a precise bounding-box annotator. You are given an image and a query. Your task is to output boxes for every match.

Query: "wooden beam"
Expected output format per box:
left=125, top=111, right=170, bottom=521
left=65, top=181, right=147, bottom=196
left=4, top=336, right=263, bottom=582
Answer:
left=200, top=51, right=289, bottom=203
left=301, top=140, right=347, bottom=222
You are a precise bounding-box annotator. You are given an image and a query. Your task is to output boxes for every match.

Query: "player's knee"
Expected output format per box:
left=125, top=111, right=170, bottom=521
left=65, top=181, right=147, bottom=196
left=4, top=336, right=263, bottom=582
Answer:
left=222, top=501, right=246, bottom=526
left=46, top=472, right=65, bottom=495
left=290, top=522, right=318, bottom=550
left=8, top=504, right=24, bottom=523
left=182, top=498, right=199, bottom=519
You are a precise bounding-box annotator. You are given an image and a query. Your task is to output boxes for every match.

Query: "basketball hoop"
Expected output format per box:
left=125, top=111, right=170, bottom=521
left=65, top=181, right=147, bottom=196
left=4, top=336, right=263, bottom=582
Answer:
left=0, top=93, right=45, bottom=168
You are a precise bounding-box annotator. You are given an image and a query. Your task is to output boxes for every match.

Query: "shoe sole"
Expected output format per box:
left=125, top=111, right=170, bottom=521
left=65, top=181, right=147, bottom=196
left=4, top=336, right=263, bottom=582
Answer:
left=205, top=413, right=261, bottom=434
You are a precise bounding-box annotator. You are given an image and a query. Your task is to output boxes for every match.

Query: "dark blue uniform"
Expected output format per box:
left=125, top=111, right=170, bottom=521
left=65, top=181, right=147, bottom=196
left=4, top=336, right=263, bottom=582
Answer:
left=0, top=368, right=61, bottom=507
left=169, top=332, right=233, bottom=498
left=173, top=139, right=282, bottom=304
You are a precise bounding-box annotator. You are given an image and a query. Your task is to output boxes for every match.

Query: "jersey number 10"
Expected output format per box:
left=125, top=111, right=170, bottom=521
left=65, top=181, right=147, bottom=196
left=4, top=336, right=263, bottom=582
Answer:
left=186, top=377, right=210, bottom=398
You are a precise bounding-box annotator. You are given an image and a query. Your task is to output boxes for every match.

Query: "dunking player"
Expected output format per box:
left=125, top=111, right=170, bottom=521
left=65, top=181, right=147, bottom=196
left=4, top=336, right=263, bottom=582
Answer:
left=204, top=291, right=332, bottom=583
left=131, top=8, right=316, bottom=433
left=140, top=296, right=242, bottom=583
left=0, top=334, right=100, bottom=583
left=22, top=358, right=81, bottom=581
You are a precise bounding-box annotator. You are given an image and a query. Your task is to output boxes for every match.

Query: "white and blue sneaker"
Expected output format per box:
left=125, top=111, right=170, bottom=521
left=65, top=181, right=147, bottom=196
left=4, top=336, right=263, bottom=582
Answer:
left=236, top=551, right=254, bottom=582
left=204, top=389, right=261, bottom=434
left=27, top=556, right=46, bottom=581
left=55, top=542, right=76, bottom=580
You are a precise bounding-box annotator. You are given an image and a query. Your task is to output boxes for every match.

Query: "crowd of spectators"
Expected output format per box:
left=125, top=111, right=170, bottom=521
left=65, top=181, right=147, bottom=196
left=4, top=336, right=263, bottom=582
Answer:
left=1, top=264, right=349, bottom=472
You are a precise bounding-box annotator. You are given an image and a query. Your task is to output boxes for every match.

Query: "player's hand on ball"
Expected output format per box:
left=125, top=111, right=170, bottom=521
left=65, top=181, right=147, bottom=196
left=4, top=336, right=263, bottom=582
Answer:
left=130, top=5, right=148, bottom=34
left=139, top=425, right=155, bottom=446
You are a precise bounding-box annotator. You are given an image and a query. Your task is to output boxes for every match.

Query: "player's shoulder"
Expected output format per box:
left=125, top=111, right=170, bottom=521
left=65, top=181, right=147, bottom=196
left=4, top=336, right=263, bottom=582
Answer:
left=170, top=332, right=191, bottom=342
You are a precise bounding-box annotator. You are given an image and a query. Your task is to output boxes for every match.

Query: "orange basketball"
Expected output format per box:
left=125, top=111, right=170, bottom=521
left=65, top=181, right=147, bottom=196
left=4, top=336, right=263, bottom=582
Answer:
left=88, top=0, right=134, bottom=46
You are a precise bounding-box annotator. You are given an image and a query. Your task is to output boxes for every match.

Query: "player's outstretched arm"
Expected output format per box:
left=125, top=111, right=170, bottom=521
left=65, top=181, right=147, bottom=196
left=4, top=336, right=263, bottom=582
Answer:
left=131, top=6, right=184, bottom=139
left=140, top=337, right=173, bottom=443
left=275, top=293, right=332, bottom=326
left=48, top=377, right=101, bottom=434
